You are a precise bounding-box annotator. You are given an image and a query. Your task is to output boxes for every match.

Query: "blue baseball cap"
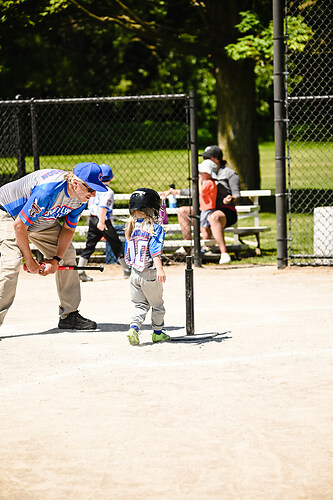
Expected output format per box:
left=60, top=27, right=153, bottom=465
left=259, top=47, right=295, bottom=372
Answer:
left=100, top=164, right=113, bottom=182
left=73, top=162, right=107, bottom=192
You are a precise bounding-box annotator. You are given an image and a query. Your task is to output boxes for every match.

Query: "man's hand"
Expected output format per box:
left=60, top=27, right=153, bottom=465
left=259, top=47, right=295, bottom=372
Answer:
left=24, top=258, right=45, bottom=275
left=38, top=259, right=59, bottom=276
left=97, top=221, right=106, bottom=231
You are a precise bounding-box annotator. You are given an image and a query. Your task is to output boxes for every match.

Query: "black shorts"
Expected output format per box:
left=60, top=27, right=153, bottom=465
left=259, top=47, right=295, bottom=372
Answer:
left=214, top=206, right=238, bottom=228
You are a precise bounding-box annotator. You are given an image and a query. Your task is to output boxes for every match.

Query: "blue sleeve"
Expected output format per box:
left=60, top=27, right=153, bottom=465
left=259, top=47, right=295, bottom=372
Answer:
left=65, top=203, right=87, bottom=228
left=149, top=224, right=165, bottom=258
left=18, top=186, right=53, bottom=226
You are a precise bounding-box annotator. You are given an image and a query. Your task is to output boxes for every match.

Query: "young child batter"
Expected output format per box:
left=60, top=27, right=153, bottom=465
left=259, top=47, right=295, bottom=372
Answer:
left=124, top=188, right=170, bottom=345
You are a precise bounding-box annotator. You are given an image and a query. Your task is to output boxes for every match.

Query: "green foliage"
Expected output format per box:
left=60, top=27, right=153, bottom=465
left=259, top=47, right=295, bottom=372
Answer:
left=226, top=12, right=313, bottom=62
left=225, top=12, right=272, bottom=63
left=286, top=15, right=314, bottom=52
left=40, top=0, right=69, bottom=16
left=0, top=1, right=319, bottom=156
left=225, top=12, right=313, bottom=121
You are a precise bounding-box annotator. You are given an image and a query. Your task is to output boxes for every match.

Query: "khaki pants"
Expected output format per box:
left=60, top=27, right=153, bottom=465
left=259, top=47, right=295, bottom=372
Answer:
left=0, top=211, right=80, bottom=326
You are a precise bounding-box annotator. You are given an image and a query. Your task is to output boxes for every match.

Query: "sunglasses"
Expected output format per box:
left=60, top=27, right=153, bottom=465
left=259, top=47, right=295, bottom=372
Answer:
left=80, top=181, right=95, bottom=194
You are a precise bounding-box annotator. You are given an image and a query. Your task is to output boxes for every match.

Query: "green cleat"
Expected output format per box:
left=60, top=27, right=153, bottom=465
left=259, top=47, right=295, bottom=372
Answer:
left=152, top=330, right=170, bottom=343
left=127, top=327, right=140, bottom=345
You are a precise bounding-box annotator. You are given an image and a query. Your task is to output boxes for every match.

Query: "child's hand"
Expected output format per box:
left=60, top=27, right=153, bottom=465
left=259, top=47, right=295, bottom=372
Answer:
left=223, top=195, right=232, bottom=205
left=97, top=221, right=106, bottom=231
left=159, top=190, right=171, bottom=200
left=156, top=268, right=166, bottom=283
left=153, top=256, right=166, bottom=282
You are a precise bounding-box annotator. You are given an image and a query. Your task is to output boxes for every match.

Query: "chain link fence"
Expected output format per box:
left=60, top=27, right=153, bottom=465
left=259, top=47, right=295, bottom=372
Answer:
left=0, top=95, right=192, bottom=197
left=285, top=0, right=333, bottom=265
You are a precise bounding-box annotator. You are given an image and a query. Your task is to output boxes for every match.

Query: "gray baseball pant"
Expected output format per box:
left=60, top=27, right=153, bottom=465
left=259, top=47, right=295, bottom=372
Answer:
left=129, top=267, right=165, bottom=330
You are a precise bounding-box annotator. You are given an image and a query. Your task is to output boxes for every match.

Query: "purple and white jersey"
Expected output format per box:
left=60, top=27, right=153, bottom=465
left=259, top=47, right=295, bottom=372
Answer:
left=88, top=186, right=114, bottom=220
left=0, top=169, right=86, bottom=232
left=125, top=219, right=165, bottom=272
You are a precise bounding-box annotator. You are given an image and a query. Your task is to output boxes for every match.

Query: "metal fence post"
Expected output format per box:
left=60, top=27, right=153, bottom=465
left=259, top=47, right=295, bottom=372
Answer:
left=185, top=255, right=195, bottom=335
left=273, top=0, right=288, bottom=269
left=189, top=90, right=201, bottom=267
left=14, top=95, right=26, bottom=177
left=30, top=98, right=40, bottom=171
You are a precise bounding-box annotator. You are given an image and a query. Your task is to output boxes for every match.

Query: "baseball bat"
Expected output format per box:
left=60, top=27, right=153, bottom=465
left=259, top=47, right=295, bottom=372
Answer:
left=23, top=263, right=104, bottom=273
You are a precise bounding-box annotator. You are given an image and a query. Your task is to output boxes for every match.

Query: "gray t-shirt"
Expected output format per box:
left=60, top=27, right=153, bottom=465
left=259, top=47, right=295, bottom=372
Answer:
left=213, top=165, right=240, bottom=207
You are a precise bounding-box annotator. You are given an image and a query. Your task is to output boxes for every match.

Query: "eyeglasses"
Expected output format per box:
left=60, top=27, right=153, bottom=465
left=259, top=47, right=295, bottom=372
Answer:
left=80, top=181, right=95, bottom=194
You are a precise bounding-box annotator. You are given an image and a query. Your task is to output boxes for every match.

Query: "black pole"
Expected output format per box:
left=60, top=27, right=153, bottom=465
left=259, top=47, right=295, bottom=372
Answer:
left=30, top=98, right=40, bottom=171
left=15, top=95, right=26, bottom=177
left=273, top=0, right=288, bottom=269
left=185, top=255, right=194, bottom=336
left=189, top=90, right=201, bottom=267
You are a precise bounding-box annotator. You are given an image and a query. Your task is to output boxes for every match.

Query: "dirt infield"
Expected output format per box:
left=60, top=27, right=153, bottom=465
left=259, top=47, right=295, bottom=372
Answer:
left=1, top=263, right=332, bottom=500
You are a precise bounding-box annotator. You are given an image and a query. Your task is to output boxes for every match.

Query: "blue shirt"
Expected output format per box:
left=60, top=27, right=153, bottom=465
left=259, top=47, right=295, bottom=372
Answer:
left=125, top=219, right=165, bottom=272
left=0, top=170, right=86, bottom=231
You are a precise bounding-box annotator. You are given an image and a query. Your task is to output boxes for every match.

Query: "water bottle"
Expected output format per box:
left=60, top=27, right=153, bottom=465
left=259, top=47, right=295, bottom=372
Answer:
left=168, top=183, right=177, bottom=208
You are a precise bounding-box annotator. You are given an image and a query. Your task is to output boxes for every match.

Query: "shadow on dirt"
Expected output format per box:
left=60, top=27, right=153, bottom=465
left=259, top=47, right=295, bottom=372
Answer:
left=0, top=325, right=231, bottom=345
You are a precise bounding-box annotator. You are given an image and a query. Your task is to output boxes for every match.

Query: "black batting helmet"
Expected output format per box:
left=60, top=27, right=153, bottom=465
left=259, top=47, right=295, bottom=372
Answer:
left=129, top=188, right=161, bottom=216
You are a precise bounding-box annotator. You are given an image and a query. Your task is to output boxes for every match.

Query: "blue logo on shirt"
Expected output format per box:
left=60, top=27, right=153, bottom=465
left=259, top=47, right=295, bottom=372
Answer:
left=43, top=205, right=73, bottom=219
left=28, top=199, right=44, bottom=218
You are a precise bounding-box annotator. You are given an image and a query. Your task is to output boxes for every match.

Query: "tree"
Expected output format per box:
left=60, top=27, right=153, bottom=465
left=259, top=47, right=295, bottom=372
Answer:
left=61, top=0, right=272, bottom=188
left=0, top=1, right=315, bottom=188
left=0, top=1, right=128, bottom=97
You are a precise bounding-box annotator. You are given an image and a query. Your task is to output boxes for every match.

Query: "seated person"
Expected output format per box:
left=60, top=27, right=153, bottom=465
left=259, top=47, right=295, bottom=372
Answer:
left=161, top=145, right=240, bottom=264
left=198, top=159, right=217, bottom=240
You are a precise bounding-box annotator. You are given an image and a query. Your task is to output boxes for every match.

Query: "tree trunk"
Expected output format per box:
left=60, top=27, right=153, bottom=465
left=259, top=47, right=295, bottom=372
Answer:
left=215, top=56, right=260, bottom=189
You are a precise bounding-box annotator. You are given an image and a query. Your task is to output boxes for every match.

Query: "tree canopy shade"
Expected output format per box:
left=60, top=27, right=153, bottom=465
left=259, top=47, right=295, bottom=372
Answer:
left=0, top=0, right=314, bottom=189
left=62, top=0, right=272, bottom=189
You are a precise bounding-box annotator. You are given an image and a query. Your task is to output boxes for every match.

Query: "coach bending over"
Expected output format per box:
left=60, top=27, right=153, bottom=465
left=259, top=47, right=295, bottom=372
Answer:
left=0, top=162, right=107, bottom=330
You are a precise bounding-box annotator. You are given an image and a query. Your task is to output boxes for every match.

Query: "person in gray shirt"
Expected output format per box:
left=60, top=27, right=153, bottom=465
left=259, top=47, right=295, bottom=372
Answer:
left=162, top=145, right=240, bottom=264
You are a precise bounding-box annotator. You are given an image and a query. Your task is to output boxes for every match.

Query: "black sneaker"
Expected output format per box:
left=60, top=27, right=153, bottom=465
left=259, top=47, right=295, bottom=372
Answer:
left=58, top=311, right=97, bottom=330
left=123, top=268, right=131, bottom=279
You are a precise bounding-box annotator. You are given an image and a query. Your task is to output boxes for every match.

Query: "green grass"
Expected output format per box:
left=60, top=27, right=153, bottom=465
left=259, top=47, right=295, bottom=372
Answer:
left=21, top=151, right=192, bottom=194
left=259, top=141, right=333, bottom=190
left=4, top=141, right=331, bottom=266
left=227, top=212, right=278, bottom=266
left=259, top=142, right=275, bottom=189
left=3, top=141, right=332, bottom=192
